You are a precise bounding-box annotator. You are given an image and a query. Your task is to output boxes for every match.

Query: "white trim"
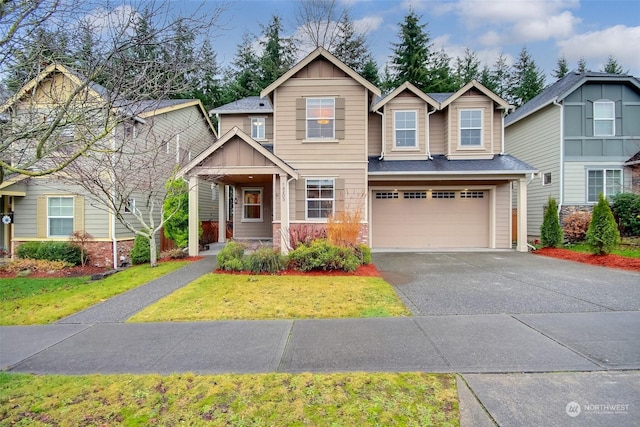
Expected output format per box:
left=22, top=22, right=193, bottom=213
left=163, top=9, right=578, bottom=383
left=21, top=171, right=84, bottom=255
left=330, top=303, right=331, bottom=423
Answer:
left=241, top=188, right=263, bottom=222
left=459, top=109, right=483, bottom=147
left=586, top=168, right=623, bottom=203
left=250, top=116, right=266, bottom=140
left=306, top=97, right=335, bottom=140
left=393, top=110, right=418, bottom=149
left=305, top=178, right=335, bottom=220
left=593, top=100, right=615, bottom=136
left=47, top=196, right=74, bottom=237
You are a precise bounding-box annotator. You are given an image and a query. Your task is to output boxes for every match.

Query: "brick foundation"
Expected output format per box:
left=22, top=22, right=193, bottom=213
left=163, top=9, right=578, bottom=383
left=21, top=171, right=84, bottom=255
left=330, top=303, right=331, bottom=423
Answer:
left=630, top=166, right=640, bottom=194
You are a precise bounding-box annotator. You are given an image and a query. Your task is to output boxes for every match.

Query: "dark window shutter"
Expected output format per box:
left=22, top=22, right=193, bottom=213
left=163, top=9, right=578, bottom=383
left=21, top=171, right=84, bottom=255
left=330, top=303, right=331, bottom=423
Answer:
left=335, top=178, right=345, bottom=213
left=295, top=178, right=306, bottom=220
left=296, top=98, right=306, bottom=140
left=335, top=98, right=345, bottom=139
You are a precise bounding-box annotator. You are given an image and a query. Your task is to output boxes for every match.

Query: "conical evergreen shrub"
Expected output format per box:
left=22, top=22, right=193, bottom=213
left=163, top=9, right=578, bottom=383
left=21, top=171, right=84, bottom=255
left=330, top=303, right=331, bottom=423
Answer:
left=540, top=196, right=563, bottom=247
left=585, top=193, right=620, bottom=255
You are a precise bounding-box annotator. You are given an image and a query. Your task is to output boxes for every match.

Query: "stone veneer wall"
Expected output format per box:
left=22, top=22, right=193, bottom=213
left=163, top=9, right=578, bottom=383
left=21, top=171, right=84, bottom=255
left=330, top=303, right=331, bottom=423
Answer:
left=559, top=205, right=593, bottom=227
left=630, top=166, right=640, bottom=194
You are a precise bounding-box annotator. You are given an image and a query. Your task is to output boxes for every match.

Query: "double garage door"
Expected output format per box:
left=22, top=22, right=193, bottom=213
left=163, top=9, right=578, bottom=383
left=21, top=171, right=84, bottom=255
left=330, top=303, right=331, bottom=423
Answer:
left=372, top=189, right=490, bottom=249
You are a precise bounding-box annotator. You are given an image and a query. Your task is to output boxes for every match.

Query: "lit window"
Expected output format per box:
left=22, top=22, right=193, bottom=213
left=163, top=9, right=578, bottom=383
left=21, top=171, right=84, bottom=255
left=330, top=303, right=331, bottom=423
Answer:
left=251, top=117, right=265, bottom=139
left=306, top=179, right=334, bottom=219
left=48, top=197, right=73, bottom=237
left=394, top=111, right=417, bottom=148
left=460, top=109, right=482, bottom=146
left=242, top=189, right=262, bottom=221
left=587, top=169, right=622, bottom=202
left=306, top=98, right=335, bottom=139
left=593, top=101, right=615, bottom=136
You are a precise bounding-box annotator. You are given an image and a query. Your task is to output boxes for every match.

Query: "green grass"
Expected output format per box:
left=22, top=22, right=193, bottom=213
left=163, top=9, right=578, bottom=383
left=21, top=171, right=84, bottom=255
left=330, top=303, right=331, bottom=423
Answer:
left=564, top=241, right=640, bottom=258
left=129, top=274, right=411, bottom=322
left=0, top=261, right=189, bottom=325
left=0, top=372, right=459, bottom=426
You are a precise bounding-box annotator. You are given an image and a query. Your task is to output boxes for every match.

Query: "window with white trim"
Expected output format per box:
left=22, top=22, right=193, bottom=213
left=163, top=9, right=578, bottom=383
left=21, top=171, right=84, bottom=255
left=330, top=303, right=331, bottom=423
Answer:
left=587, top=169, right=622, bottom=202
left=251, top=117, right=265, bottom=139
left=593, top=101, right=615, bottom=136
left=306, top=179, right=334, bottom=219
left=306, top=98, right=335, bottom=139
left=394, top=111, right=417, bottom=148
left=460, top=109, right=482, bottom=146
left=48, top=196, right=74, bottom=237
left=124, top=198, right=136, bottom=213
left=242, top=188, right=262, bottom=221
left=543, top=172, right=552, bottom=186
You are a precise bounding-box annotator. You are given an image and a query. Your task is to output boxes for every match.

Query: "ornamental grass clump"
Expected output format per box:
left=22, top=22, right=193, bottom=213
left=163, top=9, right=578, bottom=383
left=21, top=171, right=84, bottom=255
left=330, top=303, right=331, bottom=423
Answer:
left=244, top=247, right=286, bottom=274
left=216, top=241, right=245, bottom=271
left=540, top=196, right=563, bottom=248
left=586, top=193, right=620, bottom=255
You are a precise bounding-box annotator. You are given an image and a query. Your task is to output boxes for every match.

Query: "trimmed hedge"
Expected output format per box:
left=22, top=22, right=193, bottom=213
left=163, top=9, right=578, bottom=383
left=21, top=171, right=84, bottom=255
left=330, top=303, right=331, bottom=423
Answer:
left=16, top=241, right=82, bottom=265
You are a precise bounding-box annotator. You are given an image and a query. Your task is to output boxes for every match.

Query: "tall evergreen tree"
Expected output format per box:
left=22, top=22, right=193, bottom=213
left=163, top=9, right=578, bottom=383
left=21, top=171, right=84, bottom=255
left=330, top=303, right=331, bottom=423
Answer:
left=454, top=48, right=480, bottom=86
left=226, top=32, right=262, bottom=100
left=490, top=52, right=511, bottom=100
left=509, top=47, right=545, bottom=107
left=577, top=57, right=588, bottom=72
left=259, top=15, right=297, bottom=88
left=192, top=39, right=222, bottom=111
left=428, top=48, right=459, bottom=92
left=379, top=64, right=396, bottom=93
left=333, top=9, right=371, bottom=74
left=479, top=65, right=497, bottom=93
left=360, top=59, right=380, bottom=86
left=390, top=8, right=431, bottom=91
left=602, top=55, right=624, bottom=74
left=553, top=55, right=569, bottom=80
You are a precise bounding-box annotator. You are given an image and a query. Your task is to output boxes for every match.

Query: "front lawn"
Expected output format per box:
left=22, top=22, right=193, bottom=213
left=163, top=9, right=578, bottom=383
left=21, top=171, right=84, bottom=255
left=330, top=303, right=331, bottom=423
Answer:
left=0, top=261, right=189, bottom=325
left=0, top=372, right=458, bottom=426
left=564, top=238, right=640, bottom=258
left=129, top=274, right=411, bottom=322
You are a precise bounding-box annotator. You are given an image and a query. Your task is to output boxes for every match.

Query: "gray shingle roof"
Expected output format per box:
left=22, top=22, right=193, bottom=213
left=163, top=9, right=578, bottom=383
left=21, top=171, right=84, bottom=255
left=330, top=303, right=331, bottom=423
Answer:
left=209, top=96, right=273, bottom=114
left=117, top=99, right=197, bottom=115
left=427, top=92, right=455, bottom=103
left=505, top=71, right=640, bottom=126
left=368, top=155, right=536, bottom=175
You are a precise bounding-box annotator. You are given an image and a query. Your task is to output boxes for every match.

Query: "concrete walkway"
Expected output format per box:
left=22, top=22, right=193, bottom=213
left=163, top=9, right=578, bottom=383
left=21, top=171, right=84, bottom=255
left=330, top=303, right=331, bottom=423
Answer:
left=1, top=252, right=639, bottom=426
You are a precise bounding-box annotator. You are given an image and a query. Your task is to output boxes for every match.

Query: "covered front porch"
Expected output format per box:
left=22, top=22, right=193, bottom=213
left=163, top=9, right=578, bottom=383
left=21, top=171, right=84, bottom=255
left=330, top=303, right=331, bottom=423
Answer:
left=179, top=127, right=298, bottom=256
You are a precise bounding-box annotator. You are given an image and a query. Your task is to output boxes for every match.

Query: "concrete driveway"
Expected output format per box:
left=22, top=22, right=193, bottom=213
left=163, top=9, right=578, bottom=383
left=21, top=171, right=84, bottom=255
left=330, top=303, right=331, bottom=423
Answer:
left=373, top=251, right=640, bottom=315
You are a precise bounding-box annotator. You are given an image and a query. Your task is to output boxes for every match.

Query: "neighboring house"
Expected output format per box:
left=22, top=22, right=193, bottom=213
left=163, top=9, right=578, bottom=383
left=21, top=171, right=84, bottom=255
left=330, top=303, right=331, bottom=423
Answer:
left=505, top=71, right=640, bottom=236
left=180, top=48, right=535, bottom=254
left=0, top=64, right=217, bottom=267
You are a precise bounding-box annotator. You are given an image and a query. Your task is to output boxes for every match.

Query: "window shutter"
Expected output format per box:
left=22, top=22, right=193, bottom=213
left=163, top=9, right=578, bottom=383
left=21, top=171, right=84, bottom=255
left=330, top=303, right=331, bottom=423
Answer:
left=36, top=196, right=47, bottom=238
left=295, top=178, right=306, bottom=220
left=335, top=178, right=345, bottom=213
left=244, top=117, right=251, bottom=135
left=335, top=97, right=345, bottom=139
left=74, top=196, right=84, bottom=232
left=296, top=98, right=306, bottom=140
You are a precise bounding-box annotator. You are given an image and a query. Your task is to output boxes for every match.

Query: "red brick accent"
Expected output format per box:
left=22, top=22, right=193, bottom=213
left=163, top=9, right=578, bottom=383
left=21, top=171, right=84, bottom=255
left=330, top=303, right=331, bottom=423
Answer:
left=13, top=239, right=134, bottom=268
left=274, top=222, right=370, bottom=252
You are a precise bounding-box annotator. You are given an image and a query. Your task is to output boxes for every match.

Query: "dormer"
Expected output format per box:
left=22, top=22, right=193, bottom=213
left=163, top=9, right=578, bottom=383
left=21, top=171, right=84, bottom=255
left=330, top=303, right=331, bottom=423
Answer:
left=209, top=96, right=274, bottom=144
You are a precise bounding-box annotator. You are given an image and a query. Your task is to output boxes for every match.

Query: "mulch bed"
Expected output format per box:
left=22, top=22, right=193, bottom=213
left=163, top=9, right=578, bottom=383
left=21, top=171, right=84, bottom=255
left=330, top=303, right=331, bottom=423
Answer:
left=215, top=263, right=380, bottom=277
left=534, top=247, right=640, bottom=272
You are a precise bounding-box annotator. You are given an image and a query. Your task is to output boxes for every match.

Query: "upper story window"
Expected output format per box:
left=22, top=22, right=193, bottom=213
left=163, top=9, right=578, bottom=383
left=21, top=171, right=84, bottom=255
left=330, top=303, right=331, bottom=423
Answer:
left=48, top=196, right=74, bottom=237
left=306, top=178, right=334, bottom=219
left=587, top=169, right=622, bottom=203
left=394, top=111, right=417, bottom=148
left=124, top=198, right=136, bottom=214
left=251, top=117, right=265, bottom=140
left=460, top=109, right=482, bottom=147
left=306, top=98, right=335, bottom=139
left=593, top=101, right=615, bottom=136
left=242, top=188, right=263, bottom=222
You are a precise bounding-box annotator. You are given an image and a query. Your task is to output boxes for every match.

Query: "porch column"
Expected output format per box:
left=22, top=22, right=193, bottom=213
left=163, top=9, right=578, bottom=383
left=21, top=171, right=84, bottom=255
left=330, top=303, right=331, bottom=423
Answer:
left=2, top=195, right=9, bottom=252
left=188, top=176, right=199, bottom=256
left=516, top=177, right=528, bottom=252
left=218, top=184, right=226, bottom=243
left=279, top=174, right=290, bottom=254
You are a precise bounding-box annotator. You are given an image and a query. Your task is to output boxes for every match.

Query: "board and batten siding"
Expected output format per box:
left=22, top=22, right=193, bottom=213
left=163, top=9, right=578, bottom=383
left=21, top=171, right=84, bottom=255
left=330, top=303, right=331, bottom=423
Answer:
left=506, top=104, right=561, bottom=234
left=273, top=78, right=369, bottom=163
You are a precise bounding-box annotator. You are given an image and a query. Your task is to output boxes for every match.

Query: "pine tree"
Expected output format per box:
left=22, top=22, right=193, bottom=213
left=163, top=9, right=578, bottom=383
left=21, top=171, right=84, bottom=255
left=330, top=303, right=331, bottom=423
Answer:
left=226, top=32, right=262, bottom=100
left=379, top=64, right=396, bottom=93
left=360, top=59, right=380, bottom=86
left=602, top=55, right=624, bottom=74
left=553, top=55, right=569, bottom=80
left=455, top=48, right=480, bottom=86
left=509, top=47, right=545, bottom=107
left=333, top=9, right=371, bottom=74
left=577, top=57, right=588, bottom=72
left=540, top=197, right=563, bottom=248
left=585, top=193, right=621, bottom=255
left=479, top=65, right=497, bottom=93
left=428, top=48, right=459, bottom=92
left=390, top=8, right=431, bottom=91
left=259, top=15, right=297, bottom=88
left=490, top=52, right=511, bottom=100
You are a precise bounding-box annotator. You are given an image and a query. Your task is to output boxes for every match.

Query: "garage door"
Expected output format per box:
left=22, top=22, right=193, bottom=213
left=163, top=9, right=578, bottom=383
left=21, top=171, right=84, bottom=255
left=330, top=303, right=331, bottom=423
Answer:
left=372, top=190, right=490, bottom=248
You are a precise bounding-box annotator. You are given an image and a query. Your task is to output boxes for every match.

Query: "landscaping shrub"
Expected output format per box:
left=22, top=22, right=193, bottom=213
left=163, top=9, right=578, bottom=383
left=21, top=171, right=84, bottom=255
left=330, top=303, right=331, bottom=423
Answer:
left=16, top=241, right=82, bottom=265
left=130, top=235, right=152, bottom=265
left=563, top=211, right=592, bottom=243
left=217, top=241, right=245, bottom=271
left=288, top=239, right=360, bottom=272
left=289, top=224, right=327, bottom=250
left=540, top=196, right=563, bottom=247
left=3, top=259, right=71, bottom=273
left=586, top=193, right=620, bottom=255
left=327, top=210, right=362, bottom=247
left=244, top=248, right=286, bottom=274
left=160, top=248, right=188, bottom=260
left=353, top=243, right=372, bottom=265
left=610, top=192, right=640, bottom=236
left=70, top=230, right=93, bottom=267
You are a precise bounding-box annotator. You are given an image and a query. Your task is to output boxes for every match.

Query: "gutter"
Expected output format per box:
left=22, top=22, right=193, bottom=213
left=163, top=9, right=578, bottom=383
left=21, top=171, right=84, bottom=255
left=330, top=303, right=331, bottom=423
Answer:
left=375, top=110, right=385, bottom=160
left=426, top=108, right=436, bottom=160
left=111, top=128, right=118, bottom=270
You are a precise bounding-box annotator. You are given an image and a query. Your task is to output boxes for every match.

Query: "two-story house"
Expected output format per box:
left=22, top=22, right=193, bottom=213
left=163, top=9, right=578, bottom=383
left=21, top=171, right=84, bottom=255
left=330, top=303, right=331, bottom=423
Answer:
left=180, top=47, right=535, bottom=255
left=505, top=71, right=640, bottom=236
left=0, top=64, right=218, bottom=267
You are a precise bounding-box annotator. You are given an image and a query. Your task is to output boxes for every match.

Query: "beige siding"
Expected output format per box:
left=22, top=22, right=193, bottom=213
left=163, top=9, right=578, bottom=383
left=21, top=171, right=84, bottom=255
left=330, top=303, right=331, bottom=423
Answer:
left=13, top=179, right=110, bottom=239
left=233, top=184, right=273, bottom=239
left=495, top=183, right=511, bottom=248
left=429, top=110, right=446, bottom=155
left=367, top=112, right=382, bottom=156
left=273, top=78, right=368, bottom=163
left=446, top=95, right=497, bottom=159
left=218, top=113, right=274, bottom=142
left=383, top=93, right=428, bottom=159
left=506, top=104, right=561, bottom=233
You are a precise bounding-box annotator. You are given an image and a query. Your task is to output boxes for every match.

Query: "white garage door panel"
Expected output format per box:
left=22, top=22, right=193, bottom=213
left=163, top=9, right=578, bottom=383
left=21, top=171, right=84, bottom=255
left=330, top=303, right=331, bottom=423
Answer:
left=372, top=191, right=490, bottom=248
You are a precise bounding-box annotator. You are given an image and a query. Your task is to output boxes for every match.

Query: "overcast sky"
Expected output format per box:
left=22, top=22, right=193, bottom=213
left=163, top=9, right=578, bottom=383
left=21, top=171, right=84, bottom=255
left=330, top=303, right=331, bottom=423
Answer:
left=205, top=0, right=639, bottom=82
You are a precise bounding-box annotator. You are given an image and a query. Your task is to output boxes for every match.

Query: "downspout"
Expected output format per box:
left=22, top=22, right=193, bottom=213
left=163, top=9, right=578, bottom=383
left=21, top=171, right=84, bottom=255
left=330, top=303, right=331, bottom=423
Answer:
left=111, top=128, right=118, bottom=270
left=553, top=98, right=564, bottom=213
left=427, top=108, right=436, bottom=160
left=216, top=113, right=220, bottom=137
left=500, top=109, right=508, bottom=155
left=375, top=110, right=385, bottom=160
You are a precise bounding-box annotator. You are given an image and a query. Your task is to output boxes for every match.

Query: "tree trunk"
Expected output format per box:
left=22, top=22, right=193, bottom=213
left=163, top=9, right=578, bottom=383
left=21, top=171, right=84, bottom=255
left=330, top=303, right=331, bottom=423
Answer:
left=149, top=234, right=158, bottom=267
